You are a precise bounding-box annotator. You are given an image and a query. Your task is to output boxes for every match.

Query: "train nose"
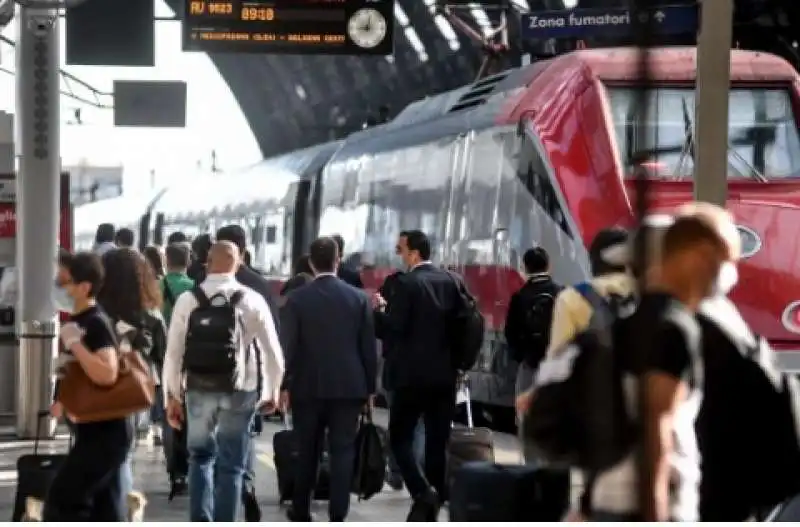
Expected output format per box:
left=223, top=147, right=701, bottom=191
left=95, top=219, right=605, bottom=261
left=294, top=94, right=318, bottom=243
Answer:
left=726, top=200, right=800, bottom=344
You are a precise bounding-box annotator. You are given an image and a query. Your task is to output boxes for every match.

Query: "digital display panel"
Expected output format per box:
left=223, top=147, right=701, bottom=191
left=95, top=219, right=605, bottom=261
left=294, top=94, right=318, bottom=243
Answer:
left=182, top=0, right=394, bottom=55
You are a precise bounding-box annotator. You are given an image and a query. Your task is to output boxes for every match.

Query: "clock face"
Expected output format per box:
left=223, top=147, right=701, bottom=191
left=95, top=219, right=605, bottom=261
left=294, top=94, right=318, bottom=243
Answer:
left=347, top=8, right=388, bottom=49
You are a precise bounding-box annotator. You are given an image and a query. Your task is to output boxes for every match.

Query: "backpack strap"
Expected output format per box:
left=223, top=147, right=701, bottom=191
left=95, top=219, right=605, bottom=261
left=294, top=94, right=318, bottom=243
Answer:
left=162, top=279, right=176, bottom=305
left=573, top=282, right=608, bottom=312
left=190, top=286, right=211, bottom=308
left=230, top=290, right=245, bottom=307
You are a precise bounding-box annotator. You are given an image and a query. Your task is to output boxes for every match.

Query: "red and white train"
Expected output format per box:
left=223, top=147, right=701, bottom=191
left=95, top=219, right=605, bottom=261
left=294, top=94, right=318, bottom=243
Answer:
left=77, top=47, right=800, bottom=419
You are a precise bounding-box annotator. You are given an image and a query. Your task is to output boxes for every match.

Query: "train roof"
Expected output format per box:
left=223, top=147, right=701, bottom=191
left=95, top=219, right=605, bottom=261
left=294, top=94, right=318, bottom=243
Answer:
left=329, top=47, right=797, bottom=163
left=253, top=140, right=342, bottom=177
left=565, top=46, right=797, bottom=83
left=154, top=164, right=300, bottom=221
left=74, top=189, right=166, bottom=237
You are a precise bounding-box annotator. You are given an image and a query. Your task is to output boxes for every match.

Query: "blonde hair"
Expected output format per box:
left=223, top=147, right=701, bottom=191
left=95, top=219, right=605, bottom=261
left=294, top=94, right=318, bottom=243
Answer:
left=674, top=201, right=741, bottom=261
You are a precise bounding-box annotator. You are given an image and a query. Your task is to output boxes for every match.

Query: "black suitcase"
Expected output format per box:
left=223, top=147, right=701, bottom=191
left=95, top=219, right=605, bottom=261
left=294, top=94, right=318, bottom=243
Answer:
left=273, top=425, right=331, bottom=503
left=449, top=461, right=570, bottom=522
left=12, top=412, right=70, bottom=522
left=446, top=387, right=494, bottom=492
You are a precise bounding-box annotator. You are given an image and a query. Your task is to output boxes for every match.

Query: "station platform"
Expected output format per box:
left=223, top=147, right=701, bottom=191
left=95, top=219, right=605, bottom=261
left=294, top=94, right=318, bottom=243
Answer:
left=0, top=409, right=526, bottom=522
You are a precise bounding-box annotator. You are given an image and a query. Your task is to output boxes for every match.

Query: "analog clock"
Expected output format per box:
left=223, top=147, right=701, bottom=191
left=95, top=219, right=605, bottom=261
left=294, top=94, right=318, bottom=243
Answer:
left=347, top=8, right=388, bottom=49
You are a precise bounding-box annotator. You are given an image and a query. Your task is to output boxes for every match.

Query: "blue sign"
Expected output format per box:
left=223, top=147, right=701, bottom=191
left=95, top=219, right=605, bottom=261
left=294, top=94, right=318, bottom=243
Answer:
left=521, top=5, right=699, bottom=41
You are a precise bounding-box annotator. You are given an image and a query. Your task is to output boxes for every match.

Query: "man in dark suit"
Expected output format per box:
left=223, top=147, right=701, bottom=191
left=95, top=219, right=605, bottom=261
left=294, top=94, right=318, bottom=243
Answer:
left=280, top=236, right=377, bottom=522
left=331, top=234, right=364, bottom=289
left=374, top=230, right=462, bottom=521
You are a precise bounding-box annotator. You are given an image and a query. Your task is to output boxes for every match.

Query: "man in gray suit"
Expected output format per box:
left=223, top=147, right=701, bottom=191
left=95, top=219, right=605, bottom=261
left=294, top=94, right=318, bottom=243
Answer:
left=279, top=236, right=377, bottom=522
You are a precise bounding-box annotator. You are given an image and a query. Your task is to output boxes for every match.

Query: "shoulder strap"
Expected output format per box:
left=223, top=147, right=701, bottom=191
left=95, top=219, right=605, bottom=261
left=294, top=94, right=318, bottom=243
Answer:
left=190, top=286, right=210, bottom=308
left=230, top=290, right=244, bottom=307
left=162, top=279, right=176, bottom=305
left=445, top=270, right=473, bottom=302
left=573, top=282, right=608, bottom=311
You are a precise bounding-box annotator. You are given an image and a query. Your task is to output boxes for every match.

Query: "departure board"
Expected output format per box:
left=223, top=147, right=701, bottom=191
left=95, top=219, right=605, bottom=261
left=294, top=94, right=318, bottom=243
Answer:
left=182, top=0, right=394, bottom=55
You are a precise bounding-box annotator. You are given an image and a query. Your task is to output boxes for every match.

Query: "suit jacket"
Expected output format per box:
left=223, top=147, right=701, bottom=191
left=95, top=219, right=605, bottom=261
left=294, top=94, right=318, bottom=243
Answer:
left=235, top=265, right=280, bottom=332
left=337, top=264, right=364, bottom=289
left=378, top=263, right=462, bottom=389
left=280, top=274, right=377, bottom=400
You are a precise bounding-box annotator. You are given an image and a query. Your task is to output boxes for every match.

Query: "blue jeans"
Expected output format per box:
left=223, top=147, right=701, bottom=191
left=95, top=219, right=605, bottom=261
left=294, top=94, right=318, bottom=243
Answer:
left=386, top=391, right=425, bottom=477
left=186, top=390, right=258, bottom=522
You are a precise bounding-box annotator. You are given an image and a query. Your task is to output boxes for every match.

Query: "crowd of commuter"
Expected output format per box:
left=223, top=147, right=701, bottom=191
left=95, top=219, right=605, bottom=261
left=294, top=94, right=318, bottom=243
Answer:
left=33, top=200, right=800, bottom=522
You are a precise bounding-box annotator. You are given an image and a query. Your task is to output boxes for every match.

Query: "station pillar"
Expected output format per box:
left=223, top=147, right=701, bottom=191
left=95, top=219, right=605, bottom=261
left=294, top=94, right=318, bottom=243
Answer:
left=15, top=4, right=61, bottom=438
left=693, top=0, right=734, bottom=206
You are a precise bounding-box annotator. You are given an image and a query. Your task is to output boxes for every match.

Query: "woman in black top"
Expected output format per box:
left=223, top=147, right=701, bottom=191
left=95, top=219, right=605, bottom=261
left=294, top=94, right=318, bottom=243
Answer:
left=45, top=252, right=132, bottom=521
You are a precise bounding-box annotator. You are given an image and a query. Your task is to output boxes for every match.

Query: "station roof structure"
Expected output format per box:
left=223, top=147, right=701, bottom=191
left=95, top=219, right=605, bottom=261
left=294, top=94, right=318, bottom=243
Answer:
left=161, top=0, right=800, bottom=158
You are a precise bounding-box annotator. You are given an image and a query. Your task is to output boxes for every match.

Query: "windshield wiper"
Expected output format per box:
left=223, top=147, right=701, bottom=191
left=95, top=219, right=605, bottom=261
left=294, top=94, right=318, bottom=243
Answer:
left=673, top=97, right=767, bottom=182
left=674, top=97, right=696, bottom=178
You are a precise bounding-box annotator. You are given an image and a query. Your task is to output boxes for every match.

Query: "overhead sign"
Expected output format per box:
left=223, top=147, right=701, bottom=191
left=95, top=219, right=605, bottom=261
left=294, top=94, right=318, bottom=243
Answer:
left=521, top=5, right=699, bottom=41
left=182, top=0, right=394, bottom=56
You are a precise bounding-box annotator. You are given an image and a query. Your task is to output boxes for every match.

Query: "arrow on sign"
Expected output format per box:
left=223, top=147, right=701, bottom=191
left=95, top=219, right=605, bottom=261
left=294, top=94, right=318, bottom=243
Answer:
left=654, top=10, right=665, bottom=23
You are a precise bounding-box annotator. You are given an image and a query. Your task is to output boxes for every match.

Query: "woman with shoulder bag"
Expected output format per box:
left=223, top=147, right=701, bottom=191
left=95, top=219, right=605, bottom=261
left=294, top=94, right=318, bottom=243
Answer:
left=45, top=252, right=134, bottom=521
left=98, top=248, right=164, bottom=516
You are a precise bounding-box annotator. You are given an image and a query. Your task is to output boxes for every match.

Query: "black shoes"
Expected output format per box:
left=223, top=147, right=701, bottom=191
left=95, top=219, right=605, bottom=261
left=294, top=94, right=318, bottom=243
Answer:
left=406, top=488, right=441, bottom=522
left=242, top=485, right=262, bottom=522
left=167, top=476, right=187, bottom=502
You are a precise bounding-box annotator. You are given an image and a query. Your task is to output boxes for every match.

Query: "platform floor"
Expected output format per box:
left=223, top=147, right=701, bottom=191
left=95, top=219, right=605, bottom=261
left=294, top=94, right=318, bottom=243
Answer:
left=0, top=409, right=526, bottom=522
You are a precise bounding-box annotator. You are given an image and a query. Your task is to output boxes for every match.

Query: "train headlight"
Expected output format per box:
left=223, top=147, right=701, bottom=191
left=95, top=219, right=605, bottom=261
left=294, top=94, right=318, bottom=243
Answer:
left=781, top=301, right=800, bottom=334
left=736, top=225, right=762, bottom=259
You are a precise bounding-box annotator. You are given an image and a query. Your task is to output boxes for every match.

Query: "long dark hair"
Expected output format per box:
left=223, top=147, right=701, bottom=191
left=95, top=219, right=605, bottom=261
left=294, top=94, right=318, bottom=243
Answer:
left=99, top=248, right=162, bottom=322
left=143, top=245, right=165, bottom=279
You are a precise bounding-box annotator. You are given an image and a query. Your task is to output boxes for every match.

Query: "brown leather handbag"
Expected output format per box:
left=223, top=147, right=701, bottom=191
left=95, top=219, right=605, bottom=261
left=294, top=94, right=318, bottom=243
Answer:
left=58, top=350, right=156, bottom=423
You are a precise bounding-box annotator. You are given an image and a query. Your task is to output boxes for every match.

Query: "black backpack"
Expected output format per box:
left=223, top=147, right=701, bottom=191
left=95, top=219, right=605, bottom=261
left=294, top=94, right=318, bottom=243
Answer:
left=520, top=286, right=559, bottom=368
left=697, top=313, right=800, bottom=520
left=447, top=273, right=486, bottom=372
left=183, top=287, right=245, bottom=393
left=524, top=283, right=639, bottom=472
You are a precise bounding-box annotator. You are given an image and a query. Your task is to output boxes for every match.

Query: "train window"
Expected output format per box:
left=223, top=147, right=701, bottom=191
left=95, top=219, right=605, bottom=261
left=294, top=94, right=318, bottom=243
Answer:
left=518, top=136, right=573, bottom=238
left=464, top=132, right=503, bottom=243
left=607, top=86, right=800, bottom=180
left=265, top=225, right=277, bottom=244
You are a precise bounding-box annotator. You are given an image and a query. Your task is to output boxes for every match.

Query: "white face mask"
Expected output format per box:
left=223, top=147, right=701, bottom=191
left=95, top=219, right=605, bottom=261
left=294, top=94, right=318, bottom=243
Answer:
left=52, top=282, right=74, bottom=314
left=712, top=261, right=739, bottom=297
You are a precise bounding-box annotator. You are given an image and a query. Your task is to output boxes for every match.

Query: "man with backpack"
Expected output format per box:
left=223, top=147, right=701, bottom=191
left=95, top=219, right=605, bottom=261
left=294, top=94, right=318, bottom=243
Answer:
left=162, top=241, right=285, bottom=522
left=374, top=230, right=469, bottom=521
left=504, top=247, right=561, bottom=463
left=515, top=228, right=635, bottom=416
left=524, top=214, right=737, bottom=522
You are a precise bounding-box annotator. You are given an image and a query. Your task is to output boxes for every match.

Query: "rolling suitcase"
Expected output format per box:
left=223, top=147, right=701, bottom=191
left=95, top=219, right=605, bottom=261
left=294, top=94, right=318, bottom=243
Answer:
left=446, top=384, right=494, bottom=493
left=12, top=412, right=70, bottom=522
left=273, top=417, right=331, bottom=503
left=449, top=461, right=570, bottom=521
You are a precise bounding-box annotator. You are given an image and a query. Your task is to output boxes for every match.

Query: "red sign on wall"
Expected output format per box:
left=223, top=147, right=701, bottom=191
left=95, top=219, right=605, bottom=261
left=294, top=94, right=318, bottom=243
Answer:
left=0, top=173, right=73, bottom=249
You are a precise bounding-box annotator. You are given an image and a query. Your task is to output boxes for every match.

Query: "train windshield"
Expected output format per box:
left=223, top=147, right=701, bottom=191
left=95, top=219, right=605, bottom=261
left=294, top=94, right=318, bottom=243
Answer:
left=606, top=86, right=800, bottom=180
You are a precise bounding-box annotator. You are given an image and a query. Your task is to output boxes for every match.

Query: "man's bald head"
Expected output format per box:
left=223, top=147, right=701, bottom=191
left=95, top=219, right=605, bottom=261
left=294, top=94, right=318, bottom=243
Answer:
left=675, top=201, right=741, bottom=261
left=207, top=241, right=240, bottom=274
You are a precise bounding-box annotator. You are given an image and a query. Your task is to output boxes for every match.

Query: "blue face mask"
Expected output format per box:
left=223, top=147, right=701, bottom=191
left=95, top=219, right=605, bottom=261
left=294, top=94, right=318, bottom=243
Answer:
left=52, top=281, right=73, bottom=313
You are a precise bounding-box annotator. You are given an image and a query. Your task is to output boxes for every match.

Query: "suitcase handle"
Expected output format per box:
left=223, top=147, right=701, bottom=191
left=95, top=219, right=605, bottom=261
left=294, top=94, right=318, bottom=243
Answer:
left=33, top=410, right=73, bottom=455
left=456, top=376, right=474, bottom=429
left=33, top=411, right=50, bottom=456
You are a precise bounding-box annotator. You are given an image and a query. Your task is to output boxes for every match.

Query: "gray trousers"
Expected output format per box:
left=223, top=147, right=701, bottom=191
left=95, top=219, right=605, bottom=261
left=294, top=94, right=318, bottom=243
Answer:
left=515, top=362, right=539, bottom=465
